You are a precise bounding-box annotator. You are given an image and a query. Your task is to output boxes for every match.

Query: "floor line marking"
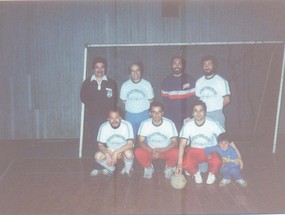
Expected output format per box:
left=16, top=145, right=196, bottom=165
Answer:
left=0, top=159, right=15, bottom=182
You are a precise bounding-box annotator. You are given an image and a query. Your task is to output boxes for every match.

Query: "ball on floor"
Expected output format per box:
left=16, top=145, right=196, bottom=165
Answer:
left=171, top=174, right=187, bottom=189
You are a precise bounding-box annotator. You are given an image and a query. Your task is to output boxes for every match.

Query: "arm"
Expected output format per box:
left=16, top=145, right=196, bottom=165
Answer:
left=223, top=95, right=231, bottom=107
left=175, top=138, right=187, bottom=174
left=230, top=141, right=243, bottom=169
left=112, top=139, right=134, bottom=164
left=137, top=135, right=153, bottom=153
left=154, top=137, right=178, bottom=157
left=98, top=142, right=113, bottom=166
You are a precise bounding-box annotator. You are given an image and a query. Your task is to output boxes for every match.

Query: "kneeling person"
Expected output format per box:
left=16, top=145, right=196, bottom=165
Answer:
left=91, top=108, right=134, bottom=177
left=135, top=101, right=179, bottom=179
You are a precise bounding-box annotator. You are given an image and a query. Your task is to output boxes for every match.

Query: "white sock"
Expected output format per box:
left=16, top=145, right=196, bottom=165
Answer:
left=124, top=156, right=134, bottom=173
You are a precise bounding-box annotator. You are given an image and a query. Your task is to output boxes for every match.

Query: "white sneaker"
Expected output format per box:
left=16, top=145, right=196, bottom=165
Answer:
left=194, top=171, right=203, bottom=184
left=236, top=179, right=248, bottom=187
left=121, top=167, right=133, bottom=177
left=90, top=169, right=100, bottom=176
left=206, top=173, right=216, bottom=184
left=164, top=166, right=175, bottom=179
left=102, top=169, right=113, bottom=176
left=144, top=164, right=154, bottom=179
left=219, top=178, right=231, bottom=186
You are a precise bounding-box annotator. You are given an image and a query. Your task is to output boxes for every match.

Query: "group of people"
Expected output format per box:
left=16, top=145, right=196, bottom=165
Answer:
left=80, top=55, right=247, bottom=187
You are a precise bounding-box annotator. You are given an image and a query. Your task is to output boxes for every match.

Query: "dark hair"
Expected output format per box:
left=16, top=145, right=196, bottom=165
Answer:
left=129, top=62, right=144, bottom=75
left=92, top=57, right=107, bottom=70
left=201, top=55, right=218, bottom=68
left=171, top=56, right=186, bottom=70
left=108, top=107, right=124, bottom=118
left=149, top=100, right=165, bottom=112
left=192, top=99, right=207, bottom=113
left=217, top=132, right=232, bottom=143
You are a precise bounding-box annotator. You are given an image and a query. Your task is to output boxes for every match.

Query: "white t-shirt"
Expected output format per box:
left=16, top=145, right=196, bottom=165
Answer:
left=138, top=117, right=178, bottom=149
left=179, top=117, right=225, bottom=148
left=120, top=79, right=154, bottom=113
left=196, top=74, right=230, bottom=112
left=97, top=119, right=134, bottom=150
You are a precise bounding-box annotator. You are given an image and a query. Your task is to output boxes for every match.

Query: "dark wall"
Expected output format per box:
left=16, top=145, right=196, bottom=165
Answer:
left=0, top=0, right=284, bottom=139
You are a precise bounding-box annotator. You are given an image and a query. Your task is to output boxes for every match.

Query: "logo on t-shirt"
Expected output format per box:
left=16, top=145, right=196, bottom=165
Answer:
left=183, top=83, right=190, bottom=89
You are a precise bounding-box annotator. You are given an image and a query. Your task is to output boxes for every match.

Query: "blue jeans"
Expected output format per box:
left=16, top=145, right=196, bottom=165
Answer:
left=207, top=110, right=225, bottom=129
left=125, top=110, right=150, bottom=138
left=220, top=165, right=242, bottom=180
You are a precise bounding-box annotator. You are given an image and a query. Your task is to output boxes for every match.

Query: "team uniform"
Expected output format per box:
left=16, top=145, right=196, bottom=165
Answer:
left=135, top=117, right=179, bottom=168
left=179, top=117, right=225, bottom=175
left=195, top=74, right=230, bottom=128
left=80, top=74, right=118, bottom=145
left=161, top=73, right=196, bottom=131
left=97, top=119, right=134, bottom=150
left=120, top=79, right=154, bottom=136
left=96, top=119, right=134, bottom=173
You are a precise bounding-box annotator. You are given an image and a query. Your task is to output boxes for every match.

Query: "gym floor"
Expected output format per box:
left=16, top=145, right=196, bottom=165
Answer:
left=0, top=135, right=285, bottom=215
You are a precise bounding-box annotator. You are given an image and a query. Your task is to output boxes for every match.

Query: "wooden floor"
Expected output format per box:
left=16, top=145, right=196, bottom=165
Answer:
left=1, top=136, right=285, bottom=215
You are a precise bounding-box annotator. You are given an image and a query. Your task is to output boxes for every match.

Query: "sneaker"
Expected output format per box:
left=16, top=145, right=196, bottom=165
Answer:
left=206, top=173, right=216, bottom=184
left=121, top=167, right=133, bottom=177
left=90, top=169, right=100, bottom=176
left=194, top=171, right=203, bottom=184
left=219, top=178, right=231, bottom=186
left=144, top=164, right=154, bottom=179
left=164, top=166, right=175, bottom=179
left=236, top=179, right=248, bottom=187
left=102, top=169, right=113, bottom=176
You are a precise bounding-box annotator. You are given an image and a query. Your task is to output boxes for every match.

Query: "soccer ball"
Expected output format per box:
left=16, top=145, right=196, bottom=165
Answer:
left=171, top=174, right=187, bottom=189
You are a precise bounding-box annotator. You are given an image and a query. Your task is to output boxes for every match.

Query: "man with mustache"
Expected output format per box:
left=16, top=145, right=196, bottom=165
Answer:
left=80, top=57, right=118, bottom=148
left=195, top=55, right=231, bottom=129
left=161, top=56, right=196, bottom=131
left=90, top=108, right=134, bottom=177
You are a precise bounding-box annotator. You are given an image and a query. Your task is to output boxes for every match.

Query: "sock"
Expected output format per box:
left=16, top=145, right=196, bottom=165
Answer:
left=124, top=156, right=134, bottom=173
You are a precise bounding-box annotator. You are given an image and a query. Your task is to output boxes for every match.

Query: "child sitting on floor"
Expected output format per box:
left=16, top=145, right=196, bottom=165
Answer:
left=205, top=132, right=247, bottom=187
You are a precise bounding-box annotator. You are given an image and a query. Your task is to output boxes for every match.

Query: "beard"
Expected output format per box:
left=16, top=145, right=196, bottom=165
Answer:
left=204, top=69, right=215, bottom=77
left=110, top=122, right=120, bottom=129
left=172, top=67, right=183, bottom=75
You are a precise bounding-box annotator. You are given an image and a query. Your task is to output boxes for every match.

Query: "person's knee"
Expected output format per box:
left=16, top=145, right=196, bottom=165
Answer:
left=124, top=149, right=134, bottom=159
left=95, top=152, right=105, bottom=161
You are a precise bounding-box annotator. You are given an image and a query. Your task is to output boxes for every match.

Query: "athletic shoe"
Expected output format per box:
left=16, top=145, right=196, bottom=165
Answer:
left=121, top=167, right=133, bottom=177
left=144, top=164, right=154, bottom=179
left=236, top=179, right=248, bottom=187
left=102, top=169, right=113, bottom=176
left=164, top=166, right=175, bottom=179
left=194, top=171, right=203, bottom=184
left=90, top=169, right=100, bottom=176
left=219, top=178, right=231, bottom=186
left=206, top=173, right=216, bottom=184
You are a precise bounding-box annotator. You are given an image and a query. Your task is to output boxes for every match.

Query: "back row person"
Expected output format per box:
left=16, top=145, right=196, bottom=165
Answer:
left=196, top=55, right=231, bottom=129
left=120, top=62, right=154, bottom=137
left=80, top=56, right=118, bottom=153
left=161, top=56, right=196, bottom=131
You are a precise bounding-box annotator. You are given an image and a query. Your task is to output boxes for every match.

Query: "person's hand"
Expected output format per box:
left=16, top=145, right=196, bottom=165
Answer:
left=152, top=148, right=160, bottom=158
left=175, top=163, right=183, bottom=174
